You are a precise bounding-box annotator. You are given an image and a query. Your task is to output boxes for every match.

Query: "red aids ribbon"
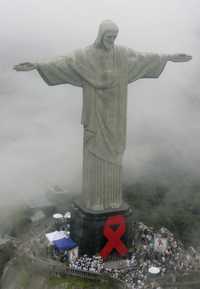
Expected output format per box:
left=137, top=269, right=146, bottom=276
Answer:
left=100, top=215, right=128, bottom=258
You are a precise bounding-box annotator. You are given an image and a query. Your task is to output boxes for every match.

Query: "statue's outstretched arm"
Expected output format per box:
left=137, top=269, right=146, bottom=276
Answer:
left=13, top=62, right=38, bottom=71
left=127, top=49, right=193, bottom=83
left=14, top=57, right=83, bottom=87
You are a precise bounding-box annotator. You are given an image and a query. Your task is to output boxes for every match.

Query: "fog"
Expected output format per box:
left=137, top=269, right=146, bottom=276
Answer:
left=0, top=0, right=199, bottom=206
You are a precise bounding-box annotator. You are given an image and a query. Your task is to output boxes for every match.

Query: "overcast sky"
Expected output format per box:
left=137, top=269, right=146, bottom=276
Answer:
left=0, top=0, right=199, bottom=206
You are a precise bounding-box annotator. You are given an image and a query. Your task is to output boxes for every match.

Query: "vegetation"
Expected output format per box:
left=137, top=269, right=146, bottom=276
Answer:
left=48, top=275, right=112, bottom=289
left=124, top=179, right=200, bottom=246
left=0, top=205, right=31, bottom=237
left=9, top=206, right=32, bottom=237
left=19, top=270, right=30, bottom=289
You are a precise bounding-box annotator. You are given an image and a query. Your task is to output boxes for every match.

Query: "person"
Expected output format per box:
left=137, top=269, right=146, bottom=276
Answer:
left=14, top=20, right=192, bottom=210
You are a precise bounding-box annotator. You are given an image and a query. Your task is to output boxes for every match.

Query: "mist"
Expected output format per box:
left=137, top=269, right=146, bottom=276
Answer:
left=0, top=0, right=199, bottom=207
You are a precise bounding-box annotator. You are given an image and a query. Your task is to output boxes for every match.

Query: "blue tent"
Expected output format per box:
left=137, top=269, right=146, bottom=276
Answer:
left=53, top=237, right=77, bottom=252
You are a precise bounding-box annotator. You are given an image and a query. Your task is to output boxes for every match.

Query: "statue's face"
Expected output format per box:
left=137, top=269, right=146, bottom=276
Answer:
left=102, top=31, right=118, bottom=50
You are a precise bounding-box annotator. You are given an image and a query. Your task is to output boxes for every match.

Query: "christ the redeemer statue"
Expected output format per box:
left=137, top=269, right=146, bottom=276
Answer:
left=14, top=20, right=192, bottom=211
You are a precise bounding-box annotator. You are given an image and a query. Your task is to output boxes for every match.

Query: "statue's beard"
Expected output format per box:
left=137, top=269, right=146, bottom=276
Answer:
left=102, top=42, right=114, bottom=51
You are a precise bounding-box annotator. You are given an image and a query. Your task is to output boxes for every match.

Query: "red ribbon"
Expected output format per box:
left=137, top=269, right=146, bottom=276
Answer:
left=100, top=215, right=128, bottom=258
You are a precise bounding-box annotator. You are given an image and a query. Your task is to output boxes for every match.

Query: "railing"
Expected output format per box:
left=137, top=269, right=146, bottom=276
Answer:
left=17, top=253, right=128, bottom=288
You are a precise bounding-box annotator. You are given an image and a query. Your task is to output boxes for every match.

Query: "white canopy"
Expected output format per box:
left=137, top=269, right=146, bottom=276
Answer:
left=148, top=266, right=160, bottom=274
left=45, top=230, right=68, bottom=244
left=53, top=213, right=63, bottom=219
left=64, top=212, right=71, bottom=219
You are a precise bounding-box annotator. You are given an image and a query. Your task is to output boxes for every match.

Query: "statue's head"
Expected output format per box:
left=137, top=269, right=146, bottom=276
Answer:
left=94, top=20, right=119, bottom=51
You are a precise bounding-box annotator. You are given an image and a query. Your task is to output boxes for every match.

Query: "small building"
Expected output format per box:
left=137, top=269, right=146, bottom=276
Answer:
left=45, top=231, right=78, bottom=262
left=53, top=237, right=78, bottom=262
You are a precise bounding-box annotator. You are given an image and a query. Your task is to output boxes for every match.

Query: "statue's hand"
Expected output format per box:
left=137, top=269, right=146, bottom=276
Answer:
left=13, top=62, right=37, bottom=71
left=168, top=54, right=192, bottom=62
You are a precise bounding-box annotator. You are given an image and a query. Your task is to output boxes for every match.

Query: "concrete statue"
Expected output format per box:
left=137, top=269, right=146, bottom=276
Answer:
left=14, top=20, right=192, bottom=211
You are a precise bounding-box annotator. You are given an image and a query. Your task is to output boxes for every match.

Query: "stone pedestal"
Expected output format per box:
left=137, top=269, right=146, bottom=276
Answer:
left=70, top=198, right=133, bottom=257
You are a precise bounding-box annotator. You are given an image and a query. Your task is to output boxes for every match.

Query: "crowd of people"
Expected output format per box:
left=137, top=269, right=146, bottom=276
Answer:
left=69, top=255, right=104, bottom=273
left=68, top=222, right=200, bottom=289
left=114, top=222, right=200, bottom=288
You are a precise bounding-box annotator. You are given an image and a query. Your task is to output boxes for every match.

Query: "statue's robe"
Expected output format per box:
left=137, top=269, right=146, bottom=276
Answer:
left=37, top=45, right=168, bottom=210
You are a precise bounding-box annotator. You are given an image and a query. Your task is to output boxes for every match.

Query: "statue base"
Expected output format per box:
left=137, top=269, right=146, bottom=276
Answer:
left=70, top=198, right=133, bottom=258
